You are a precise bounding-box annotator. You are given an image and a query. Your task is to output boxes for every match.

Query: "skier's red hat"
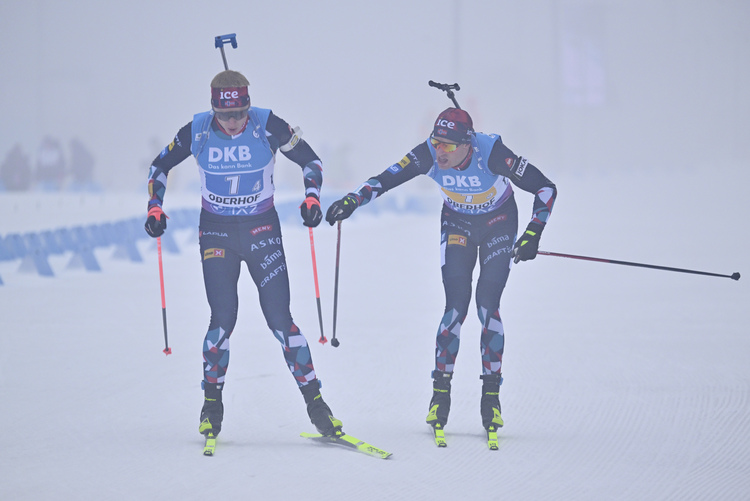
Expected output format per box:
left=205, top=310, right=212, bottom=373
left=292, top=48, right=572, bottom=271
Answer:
left=432, top=108, right=473, bottom=144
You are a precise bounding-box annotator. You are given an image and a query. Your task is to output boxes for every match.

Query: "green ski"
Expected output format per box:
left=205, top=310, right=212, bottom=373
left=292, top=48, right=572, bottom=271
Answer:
left=203, top=433, right=217, bottom=456
left=487, top=426, right=499, bottom=451
left=432, top=424, right=447, bottom=447
left=301, top=431, right=392, bottom=459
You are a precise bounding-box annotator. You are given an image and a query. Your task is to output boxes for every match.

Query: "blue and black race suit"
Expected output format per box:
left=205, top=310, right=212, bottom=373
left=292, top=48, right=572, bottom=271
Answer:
left=345, top=132, right=557, bottom=377
left=146, top=108, right=322, bottom=389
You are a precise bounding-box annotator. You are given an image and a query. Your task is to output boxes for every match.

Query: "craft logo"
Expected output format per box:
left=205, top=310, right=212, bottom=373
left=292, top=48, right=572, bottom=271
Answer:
left=203, top=248, right=225, bottom=260
left=483, top=245, right=513, bottom=265
left=251, top=225, right=273, bottom=236
left=447, top=234, right=467, bottom=246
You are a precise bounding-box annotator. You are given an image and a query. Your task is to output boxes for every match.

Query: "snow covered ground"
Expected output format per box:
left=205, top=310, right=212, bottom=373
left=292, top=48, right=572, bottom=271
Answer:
left=1, top=169, right=748, bottom=500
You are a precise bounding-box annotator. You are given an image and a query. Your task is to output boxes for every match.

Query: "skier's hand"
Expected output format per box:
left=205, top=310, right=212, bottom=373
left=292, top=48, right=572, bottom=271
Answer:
left=300, top=195, right=323, bottom=227
left=144, top=205, right=168, bottom=238
left=512, top=223, right=543, bottom=263
left=325, top=195, right=359, bottom=225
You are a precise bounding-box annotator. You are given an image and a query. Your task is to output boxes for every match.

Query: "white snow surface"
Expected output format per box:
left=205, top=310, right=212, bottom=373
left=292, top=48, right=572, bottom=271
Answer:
left=1, top=170, right=749, bottom=500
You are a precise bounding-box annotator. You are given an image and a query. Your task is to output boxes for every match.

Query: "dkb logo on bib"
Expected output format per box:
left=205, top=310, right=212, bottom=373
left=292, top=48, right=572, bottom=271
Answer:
left=209, top=146, right=252, bottom=162
left=442, top=175, right=481, bottom=188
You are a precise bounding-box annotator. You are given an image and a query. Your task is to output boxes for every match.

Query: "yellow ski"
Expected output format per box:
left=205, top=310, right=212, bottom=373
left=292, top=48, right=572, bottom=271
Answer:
left=487, top=426, right=499, bottom=451
left=432, top=424, right=447, bottom=447
left=203, top=433, right=216, bottom=456
left=301, top=431, right=392, bottom=459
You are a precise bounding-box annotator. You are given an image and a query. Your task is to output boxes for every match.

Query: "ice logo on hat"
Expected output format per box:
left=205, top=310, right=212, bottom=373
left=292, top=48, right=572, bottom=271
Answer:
left=436, top=118, right=458, bottom=130
left=212, top=86, right=250, bottom=109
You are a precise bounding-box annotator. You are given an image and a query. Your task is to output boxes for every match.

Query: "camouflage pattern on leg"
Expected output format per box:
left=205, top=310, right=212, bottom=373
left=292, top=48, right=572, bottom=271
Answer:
left=479, top=306, right=504, bottom=375
left=435, top=308, right=464, bottom=373
left=203, top=326, right=231, bottom=385
left=273, top=323, right=317, bottom=386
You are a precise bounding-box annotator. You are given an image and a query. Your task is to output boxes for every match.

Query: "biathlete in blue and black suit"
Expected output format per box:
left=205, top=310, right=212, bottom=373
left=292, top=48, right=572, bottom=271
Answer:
left=325, top=107, right=558, bottom=436
left=144, top=70, right=343, bottom=438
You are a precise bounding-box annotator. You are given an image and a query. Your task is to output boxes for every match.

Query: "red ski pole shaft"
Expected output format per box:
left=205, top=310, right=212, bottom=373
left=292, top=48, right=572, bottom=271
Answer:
left=157, top=237, right=172, bottom=355
left=538, top=250, right=740, bottom=281
left=308, top=228, right=327, bottom=344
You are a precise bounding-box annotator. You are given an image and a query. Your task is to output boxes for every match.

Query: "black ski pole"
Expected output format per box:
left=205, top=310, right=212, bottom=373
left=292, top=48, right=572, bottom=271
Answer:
left=538, top=250, right=740, bottom=281
left=214, top=34, right=238, bottom=70
left=331, top=221, right=342, bottom=347
left=429, top=80, right=462, bottom=108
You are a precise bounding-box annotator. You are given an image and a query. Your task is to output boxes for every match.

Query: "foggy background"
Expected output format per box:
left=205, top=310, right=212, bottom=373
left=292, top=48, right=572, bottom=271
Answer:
left=1, top=0, right=748, bottom=196
left=2, top=3, right=748, bottom=498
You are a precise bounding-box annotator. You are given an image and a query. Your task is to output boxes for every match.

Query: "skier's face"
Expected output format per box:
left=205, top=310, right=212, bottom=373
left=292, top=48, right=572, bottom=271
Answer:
left=215, top=108, right=249, bottom=135
left=433, top=139, right=470, bottom=170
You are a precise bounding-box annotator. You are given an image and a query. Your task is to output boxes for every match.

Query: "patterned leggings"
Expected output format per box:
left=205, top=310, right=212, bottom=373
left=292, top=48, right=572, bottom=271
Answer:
left=434, top=202, right=518, bottom=376
left=199, top=209, right=316, bottom=388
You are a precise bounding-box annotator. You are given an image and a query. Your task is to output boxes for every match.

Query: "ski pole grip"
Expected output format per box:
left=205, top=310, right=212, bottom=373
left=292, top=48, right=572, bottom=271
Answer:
left=214, top=34, right=238, bottom=49
left=429, top=80, right=460, bottom=91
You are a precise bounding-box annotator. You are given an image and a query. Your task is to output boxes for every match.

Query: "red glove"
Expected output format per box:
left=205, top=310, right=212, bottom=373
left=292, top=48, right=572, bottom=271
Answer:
left=144, top=205, right=168, bottom=237
left=300, top=195, right=322, bottom=227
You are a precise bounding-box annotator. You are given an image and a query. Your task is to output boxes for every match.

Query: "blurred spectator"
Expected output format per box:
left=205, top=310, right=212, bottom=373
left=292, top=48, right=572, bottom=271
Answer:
left=35, top=135, right=66, bottom=190
left=1, top=143, right=32, bottom=191
left=69, top=137, right=97, bottom=191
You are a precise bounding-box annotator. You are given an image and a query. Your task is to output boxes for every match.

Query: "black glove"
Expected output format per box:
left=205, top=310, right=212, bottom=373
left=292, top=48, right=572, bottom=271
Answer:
left=512, top=223, right=543, bottom=263
left=144, top=205, right=167, bottom=238
left=300, top=195, right=322, bottom=227
left=325, top=195, right=360, bottom=225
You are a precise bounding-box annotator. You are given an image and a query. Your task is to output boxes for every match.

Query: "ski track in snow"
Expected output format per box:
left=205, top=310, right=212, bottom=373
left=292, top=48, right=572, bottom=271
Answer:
left=1, top=172, right=749, bottom=500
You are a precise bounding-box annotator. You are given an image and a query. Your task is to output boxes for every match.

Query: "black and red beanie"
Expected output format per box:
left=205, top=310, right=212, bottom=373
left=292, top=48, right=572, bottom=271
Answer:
left=432, top=108, right=473, bottom=143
